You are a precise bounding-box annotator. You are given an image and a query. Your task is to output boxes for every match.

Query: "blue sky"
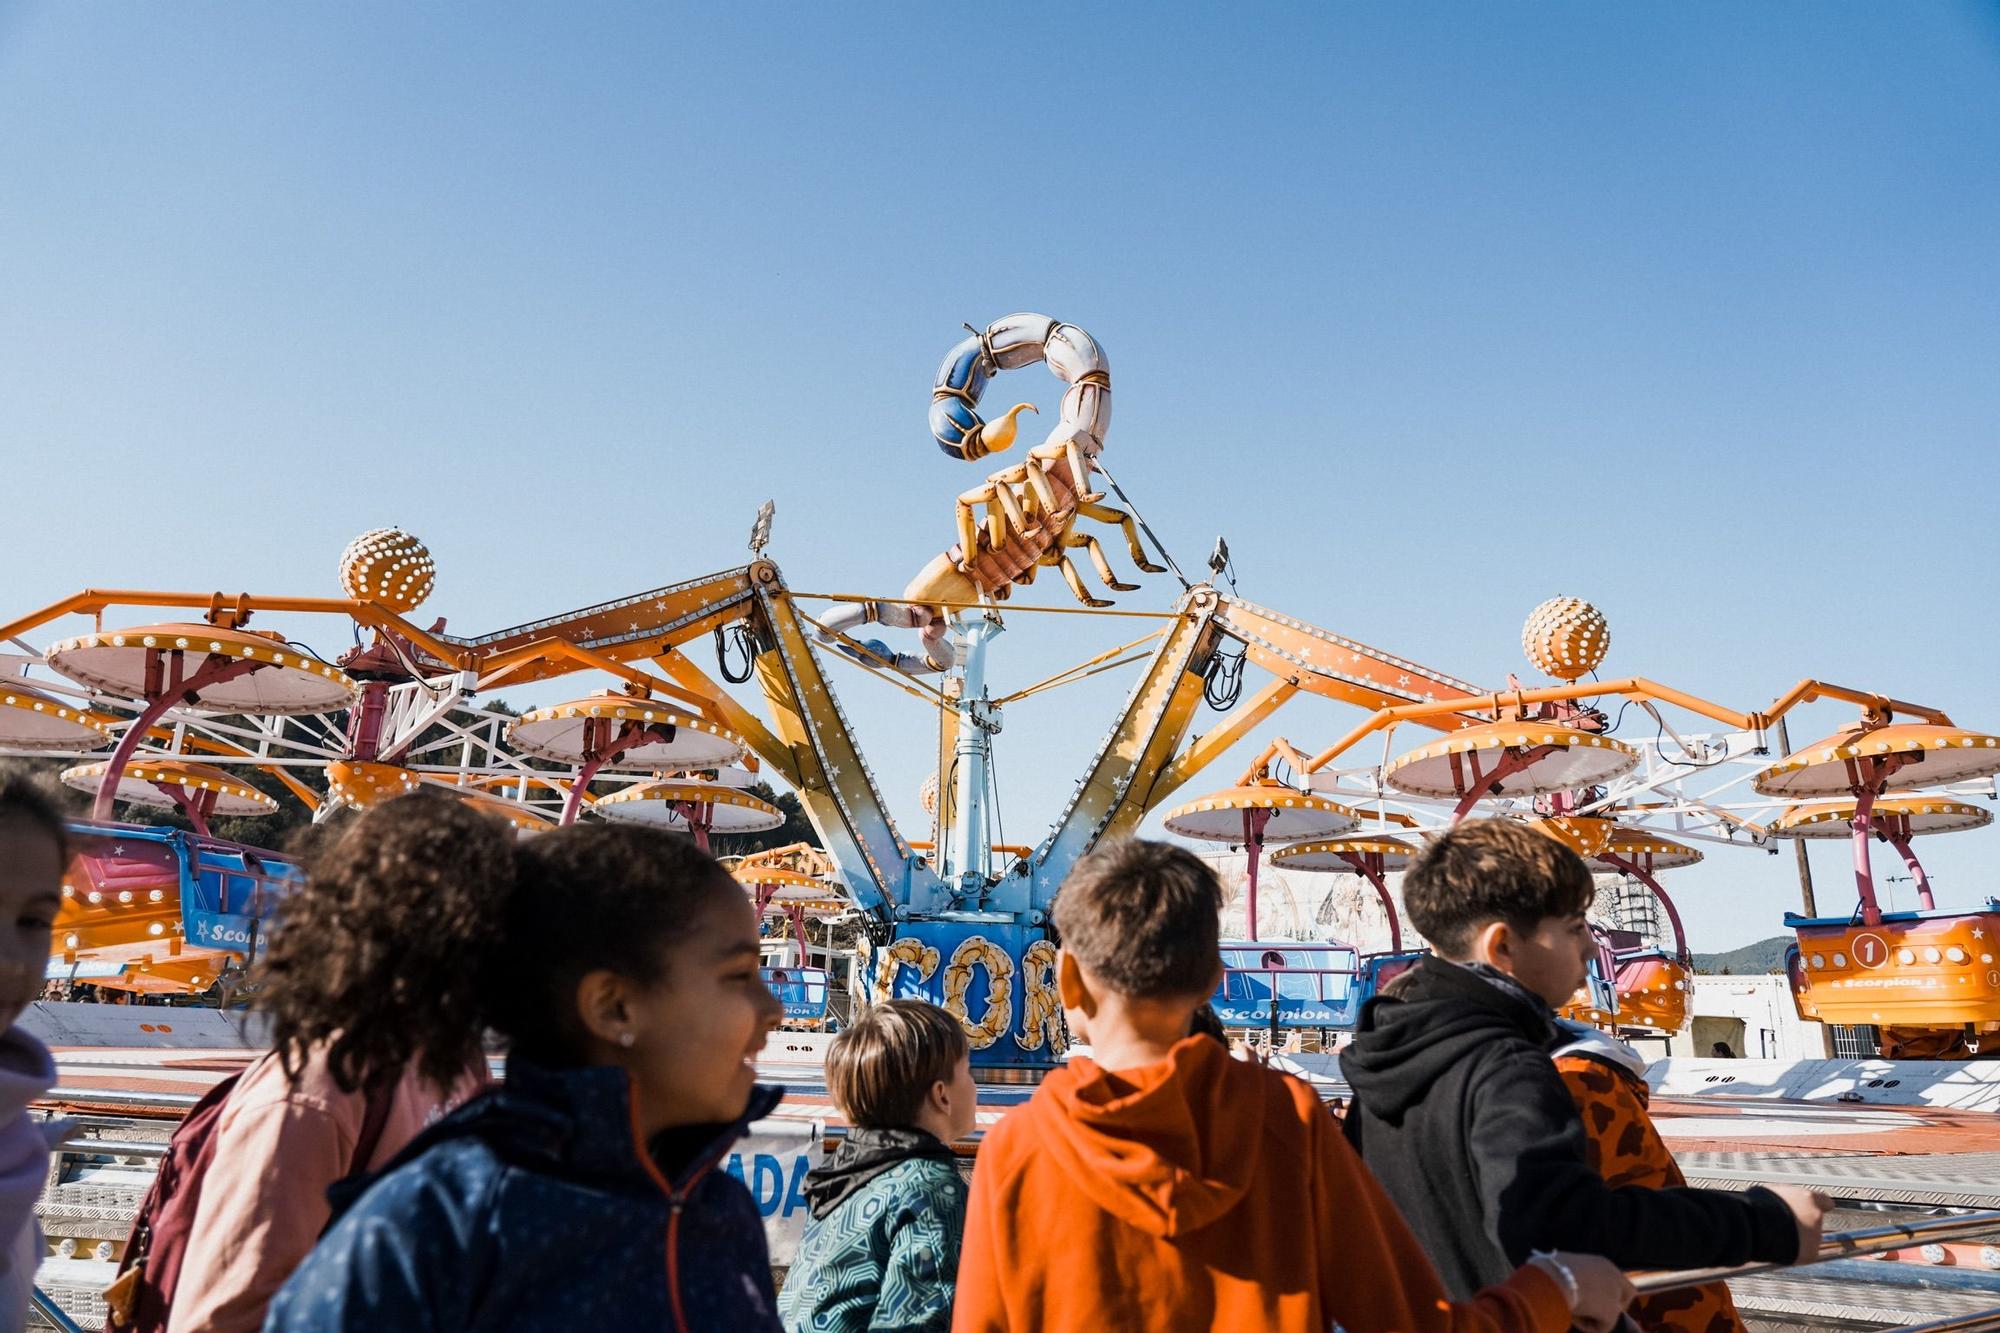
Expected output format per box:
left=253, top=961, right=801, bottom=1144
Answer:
left=3, top=3, right=1997, bottom=947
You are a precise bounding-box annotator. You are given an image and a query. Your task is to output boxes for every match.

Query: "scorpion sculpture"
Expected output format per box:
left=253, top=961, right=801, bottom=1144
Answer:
left=822, top=313, right=1165, bottom=673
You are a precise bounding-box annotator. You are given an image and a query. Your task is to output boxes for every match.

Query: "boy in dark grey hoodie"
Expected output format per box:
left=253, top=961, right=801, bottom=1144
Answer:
left=1341, top=818, right=1829, bottom=1299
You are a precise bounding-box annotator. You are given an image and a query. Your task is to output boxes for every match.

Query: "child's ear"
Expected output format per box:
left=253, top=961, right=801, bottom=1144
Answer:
left=574, top=969, right=636, bottom=1049
left=1468, top=920, right=1513, bottom=970
left=1057, top=949, right=1092, bottom=1011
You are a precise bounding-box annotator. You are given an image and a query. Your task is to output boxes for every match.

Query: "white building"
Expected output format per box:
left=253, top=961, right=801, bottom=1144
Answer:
left=1665, top=973, right=1831, bottom=1062
left=1193, top=850, right=1411, bottom=950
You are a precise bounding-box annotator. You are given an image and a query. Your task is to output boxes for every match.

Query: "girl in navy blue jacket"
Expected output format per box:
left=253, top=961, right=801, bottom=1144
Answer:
left=265, top=822, right=788, bottom=1332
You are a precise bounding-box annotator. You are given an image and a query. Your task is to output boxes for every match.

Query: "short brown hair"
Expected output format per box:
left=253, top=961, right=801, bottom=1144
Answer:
left=1052, top=838, right=1221, bottom=999
left=1402, top=818, right=1595, bottom=957
left=826, top=999, right=968, bottom=1129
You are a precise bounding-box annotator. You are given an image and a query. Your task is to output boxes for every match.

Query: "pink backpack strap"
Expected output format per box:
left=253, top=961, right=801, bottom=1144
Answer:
left=350, top=1077, right=399, bottom=1175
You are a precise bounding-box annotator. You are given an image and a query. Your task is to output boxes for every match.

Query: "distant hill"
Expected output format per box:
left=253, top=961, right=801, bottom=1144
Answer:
left=1693, top=936, right=1793, bottom=975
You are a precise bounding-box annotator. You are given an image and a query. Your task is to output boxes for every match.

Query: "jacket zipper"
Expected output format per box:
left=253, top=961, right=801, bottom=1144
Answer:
left=665, top=1160, right=717, bottom=1332
left=629, top=1081, right=724, bottom=1333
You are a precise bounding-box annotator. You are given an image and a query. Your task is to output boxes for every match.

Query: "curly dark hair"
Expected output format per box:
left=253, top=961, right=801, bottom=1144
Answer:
left=256, top=791, right=518, bottom=1094
left=484, top=822, right=742, bottom=1068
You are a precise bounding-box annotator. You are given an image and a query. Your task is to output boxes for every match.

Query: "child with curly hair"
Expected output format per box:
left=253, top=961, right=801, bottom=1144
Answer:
left=150, top=792, right=511, bottom=1333
left=267, top=820, right=788, bottom=1331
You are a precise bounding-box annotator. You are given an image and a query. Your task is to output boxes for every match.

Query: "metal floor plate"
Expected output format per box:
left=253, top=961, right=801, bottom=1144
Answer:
left=1682, top=1150, right=2000, bottom=1208
left=1729, top=1270, right=2000, bottom=1326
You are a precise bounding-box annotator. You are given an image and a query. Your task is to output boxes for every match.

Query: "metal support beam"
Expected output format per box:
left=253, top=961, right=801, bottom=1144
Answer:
left=743, top=562, right=944, bottom=918
left=1029, top=585, right=1224, bottom=908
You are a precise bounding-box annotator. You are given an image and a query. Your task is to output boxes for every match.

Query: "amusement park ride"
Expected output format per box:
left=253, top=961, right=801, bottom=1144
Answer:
left=5, top=313, right=1998, bottom=1066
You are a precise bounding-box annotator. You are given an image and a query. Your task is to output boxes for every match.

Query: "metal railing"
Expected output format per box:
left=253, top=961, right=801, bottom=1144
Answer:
left=1635, top=1210, right=2000, bottom=1332
left=1634, top=1211, right=2000, bottom=1293
left=47, top=1086, right=199, bottom=1111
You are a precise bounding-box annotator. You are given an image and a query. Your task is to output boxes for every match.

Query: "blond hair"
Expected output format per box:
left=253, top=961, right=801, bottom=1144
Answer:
left=826, top=999, right=968, bottom=1128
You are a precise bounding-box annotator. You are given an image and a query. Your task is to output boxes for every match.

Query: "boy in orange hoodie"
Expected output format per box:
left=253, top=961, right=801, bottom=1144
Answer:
left=951, top=838, right=1634, bottom=1333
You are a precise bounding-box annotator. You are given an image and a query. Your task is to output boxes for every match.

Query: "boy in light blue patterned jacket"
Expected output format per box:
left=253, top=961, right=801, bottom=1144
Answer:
left=780, top=1000, right=976, bottom=1333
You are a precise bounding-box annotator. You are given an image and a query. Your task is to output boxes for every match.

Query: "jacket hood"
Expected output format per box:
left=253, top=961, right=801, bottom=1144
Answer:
left=1340, top=956, right=1556, bottom=1123
left=803, top=1125, right=955, bottom=1220
left=1551, top=1018, right=1649, bottom=1082
left=1026, top=1036, right=1260, bottom=1238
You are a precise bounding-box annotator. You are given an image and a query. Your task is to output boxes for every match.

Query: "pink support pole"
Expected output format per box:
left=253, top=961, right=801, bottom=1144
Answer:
left=1449, top=746, right=1555, bottom=823
left=348, top=682, right=391, bottom=762
left=93, top=652, right=266, bottom=821
left=557, top=717, right=678, bottom=827
left=1601, top=852, right=1688, bottom=961
left=162, top=783, right=217, bottom=838
left=559, top=754, right=608, bottom=826
left=671, top=801, right=714, bottom=853
left=1851, top=787, right=1882, bottom=927
left=1342, top=854, right=1405, bottom=953
left=1242, top=807, right=1273, bottom=941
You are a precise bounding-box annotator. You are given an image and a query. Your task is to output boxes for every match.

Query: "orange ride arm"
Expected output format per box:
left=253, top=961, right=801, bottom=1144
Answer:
left=1214, top=593, right=1492, bottom=724
left=0, top=590, right=471, bottom=669
left=448, top=566, right=762, bottom=688
left=652, top=645, right=802, bottom=790
left=1150, top=678, right=1298, bottom=810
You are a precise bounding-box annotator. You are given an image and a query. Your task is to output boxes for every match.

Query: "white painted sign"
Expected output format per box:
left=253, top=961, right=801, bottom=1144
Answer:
left=726, top=1118, right=824, bottom=1265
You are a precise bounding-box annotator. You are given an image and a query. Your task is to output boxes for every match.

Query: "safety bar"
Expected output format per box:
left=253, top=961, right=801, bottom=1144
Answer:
left=1633, top=1210, right=2000, bottom=1294
left=46, top=1086, right=200, bottom=1111
left=56, top=1136, right=166, bottom=1159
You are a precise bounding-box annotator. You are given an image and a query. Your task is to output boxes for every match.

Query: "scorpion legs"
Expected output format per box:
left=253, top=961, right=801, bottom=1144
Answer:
left=1064, top=440, right=1100, bottom=502
left=956, top=472, right=1039, bottom=570
left=1076, top=500, right=1169, bottom=574
left=954, top=488, right=983, bottom=565
left=1054, top=550, right=1113, bottom=608
left=1064, top=531, right=1140, bottom=592
left=1022, top=456, right=1062, bottom=513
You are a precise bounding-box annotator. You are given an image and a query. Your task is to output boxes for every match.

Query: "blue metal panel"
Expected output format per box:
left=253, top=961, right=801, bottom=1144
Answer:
left=1212, top=941, right=1363, bottom=1029
left=761, top=966, right=831, bottom=1023
left=872, top=920, right=1058, bottom=1071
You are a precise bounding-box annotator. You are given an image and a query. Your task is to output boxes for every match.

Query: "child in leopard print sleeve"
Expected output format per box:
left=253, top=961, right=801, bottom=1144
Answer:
left=1553, top=1020, right=1748, bottom=1333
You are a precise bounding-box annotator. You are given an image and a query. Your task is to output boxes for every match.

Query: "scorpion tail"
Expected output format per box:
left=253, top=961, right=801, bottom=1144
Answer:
left=975, top=402, right=1039, bottom=456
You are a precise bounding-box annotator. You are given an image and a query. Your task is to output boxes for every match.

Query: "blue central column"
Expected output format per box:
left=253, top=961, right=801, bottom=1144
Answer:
left=948, top=610, right=1003, bottom=901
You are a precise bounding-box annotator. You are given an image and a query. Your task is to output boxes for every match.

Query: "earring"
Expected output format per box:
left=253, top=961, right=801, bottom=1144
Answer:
left=618, top=1032, right=636, bottom=1049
